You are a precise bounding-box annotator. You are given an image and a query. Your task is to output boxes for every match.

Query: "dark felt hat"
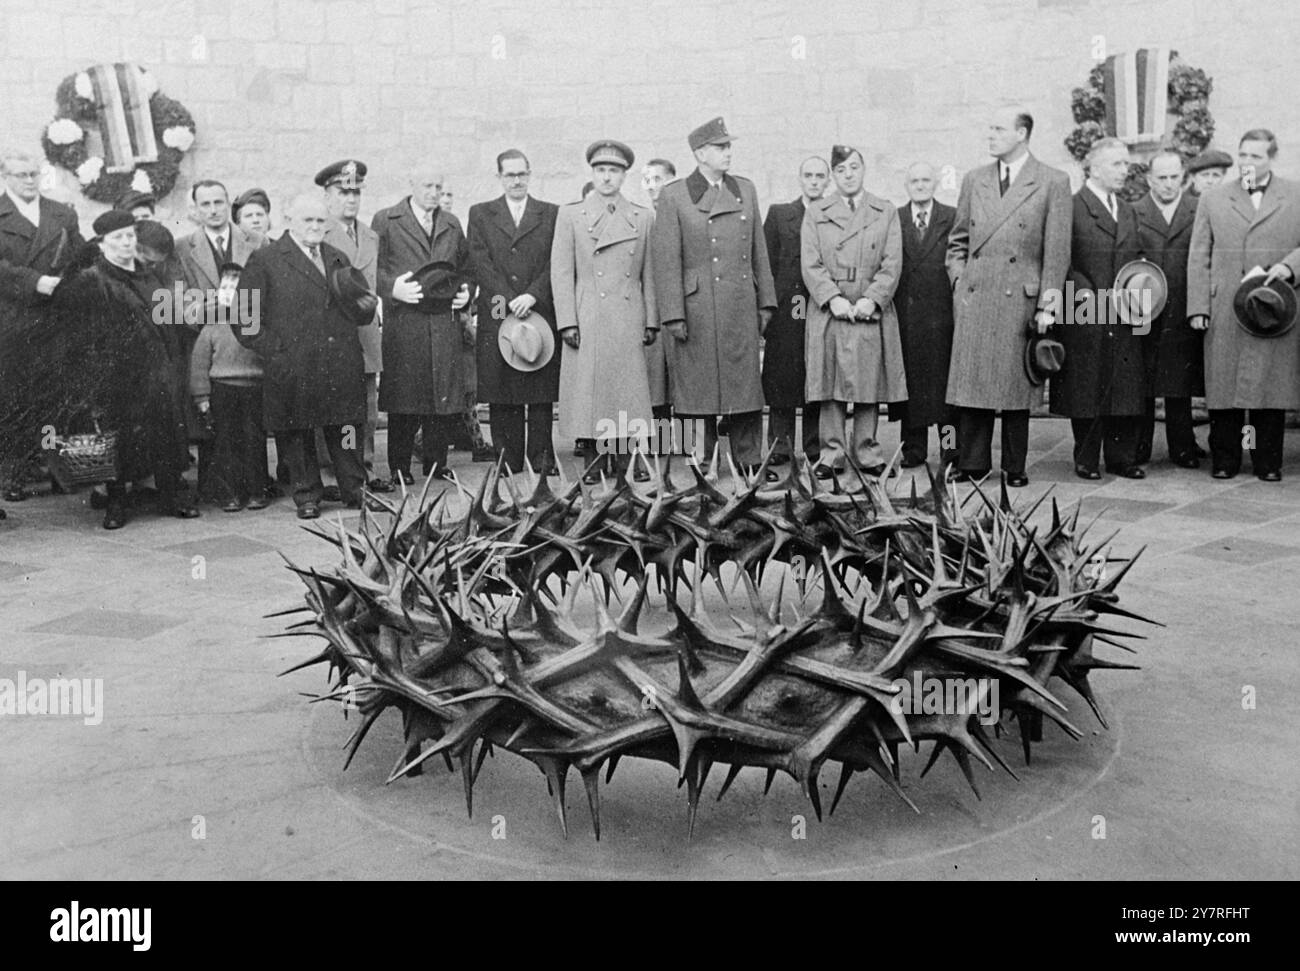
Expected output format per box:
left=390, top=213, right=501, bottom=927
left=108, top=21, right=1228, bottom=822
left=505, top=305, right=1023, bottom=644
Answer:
left=92, top=209, right=134, bottom=237
left=1233, top=275, right=1297, bottom=338
left=329, top=265, right=379, bottom=325
left=1024, top=332, right=1066, bottom=386
left=409, top=260, right=466, bottom=314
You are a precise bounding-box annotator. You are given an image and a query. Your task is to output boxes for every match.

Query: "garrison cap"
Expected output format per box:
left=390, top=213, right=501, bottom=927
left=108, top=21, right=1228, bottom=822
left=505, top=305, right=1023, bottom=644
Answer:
left=1187, top=149, right=1232, bottom=174
left=586, top=140, right=635, bottom=169
left=315, top=159, right=367, bottom=189
left=688, top=116, right=735, bottom=151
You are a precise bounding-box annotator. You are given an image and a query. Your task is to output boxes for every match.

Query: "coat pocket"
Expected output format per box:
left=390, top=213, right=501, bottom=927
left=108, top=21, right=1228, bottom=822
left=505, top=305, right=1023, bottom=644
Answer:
left=684, top=271, right=699, bottom=297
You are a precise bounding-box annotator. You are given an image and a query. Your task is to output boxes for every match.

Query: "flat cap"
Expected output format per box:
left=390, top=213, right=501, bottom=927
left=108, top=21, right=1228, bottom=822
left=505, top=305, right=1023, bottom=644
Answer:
left=232, top=188, right=271, bottom=221
left=688, top=116, right=735, bottom=152
left=314, top=159, right=367, bottom=189
left=1187, top=149, right=1232, bottom=174
left=586, top=139, right=635, bottom=169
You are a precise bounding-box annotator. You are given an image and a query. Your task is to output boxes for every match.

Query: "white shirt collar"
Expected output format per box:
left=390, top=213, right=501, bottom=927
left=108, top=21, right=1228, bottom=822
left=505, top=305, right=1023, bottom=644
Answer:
left=910, top=200, right=933, bottom=215
left=6, top=188, right=40, bottom=226
left=205, top=224, right=231, bottom=245
left=507, top=195, right=528, bottom=218
left=409, top=198, right=435, bottom=222
left=289, top=232, right=320, bottom=259
left=1152, top=191, right=1182, bottom=222
left=1086, top=179, right=1117, bottom=216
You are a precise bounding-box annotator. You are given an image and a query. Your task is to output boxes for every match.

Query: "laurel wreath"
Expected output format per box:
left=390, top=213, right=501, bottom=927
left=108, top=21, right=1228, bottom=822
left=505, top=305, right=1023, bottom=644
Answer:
left=1065, top=52, right=1214, bottom=201
left=40, top=65, right=196, bottom=205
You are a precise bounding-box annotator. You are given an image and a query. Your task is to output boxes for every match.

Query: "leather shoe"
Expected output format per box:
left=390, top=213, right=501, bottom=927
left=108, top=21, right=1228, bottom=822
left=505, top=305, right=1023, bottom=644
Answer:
left=1074, top=465, right=1101, bottom=480
left=1211, top=468, right=1237, bottom=480
left=901, top=455, right=927, bottom=469
left=1257, top=470, right=1282, bottom=482
left=764, top=467, right=784, bottom=484
left=1005, top=474, right=1029, bottom=488
left=221, top=498, right=245, bottom=513
left=472, top=445, right=495, bottom=463
left=3, top=485, right=28, bottom=502
left=102, top=505, right=127, bottom=530
left=429, top=466, right=455, bottom=482
left=813, top=464, right=838, bottom=481
left=1172, top=453, right=1201, bottom=469
left=367, top=477, right=394, bottom=493
left=247, top=495, right=270, bottom=510
left=297, top=503, right=320, bottom=520
left=633, top=465, right=651, bottom=483
left=950, top=469, right=988, bottom=483
left=390, top=469, right=414, bottom=487
left=1112, top=465, right=1146, bottom=479
left=321, top=485, right=342, bottom=502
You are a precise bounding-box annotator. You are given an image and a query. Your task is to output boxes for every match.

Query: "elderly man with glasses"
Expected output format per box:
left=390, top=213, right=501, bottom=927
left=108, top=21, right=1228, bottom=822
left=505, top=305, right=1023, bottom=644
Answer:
left=0, top=149, right=86, bottom=513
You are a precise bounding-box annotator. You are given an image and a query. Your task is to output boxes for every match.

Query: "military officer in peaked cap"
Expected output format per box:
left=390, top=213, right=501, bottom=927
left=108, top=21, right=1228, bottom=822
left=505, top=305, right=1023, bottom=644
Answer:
left=552, top=139, right=658, bottom=483
left=650, top=116, right=776, bottom=477
left=315, top=159, right=390, bottom=491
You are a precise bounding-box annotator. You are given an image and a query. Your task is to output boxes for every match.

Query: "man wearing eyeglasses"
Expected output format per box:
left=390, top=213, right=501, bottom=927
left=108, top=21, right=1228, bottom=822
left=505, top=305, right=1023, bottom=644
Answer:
left=467, top=149, right=560, bottom=475
left=0, top=149, right=86, bottom=509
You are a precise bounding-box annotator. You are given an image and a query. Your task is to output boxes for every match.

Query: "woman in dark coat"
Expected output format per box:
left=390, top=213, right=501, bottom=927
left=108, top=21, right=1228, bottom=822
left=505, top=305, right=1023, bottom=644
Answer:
left=50, top=210, right=196, bottom=528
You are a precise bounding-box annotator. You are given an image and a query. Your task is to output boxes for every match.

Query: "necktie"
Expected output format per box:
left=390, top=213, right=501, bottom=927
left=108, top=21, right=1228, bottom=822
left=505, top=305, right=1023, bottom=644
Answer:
left=346, top=222, right=357, bottom=243
left=308, top=244, right=324, bottom=275
left=1108, top=194, right=1118, bottom=222
left=916, top=208, right=928, bottom=232
left=419, top=209, right=432, bottom=235
left=847, top=195, right=857, bottom=212
left=607, top=203, right=616, bottom=214
left=999, top=165, right=1010, bottom=196
left=217, top=234, right=228, bottom=259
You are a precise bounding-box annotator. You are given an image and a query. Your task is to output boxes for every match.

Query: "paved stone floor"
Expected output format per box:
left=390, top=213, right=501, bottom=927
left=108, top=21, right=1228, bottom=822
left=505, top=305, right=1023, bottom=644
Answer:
left=2, top=417, right=1297, bottom=879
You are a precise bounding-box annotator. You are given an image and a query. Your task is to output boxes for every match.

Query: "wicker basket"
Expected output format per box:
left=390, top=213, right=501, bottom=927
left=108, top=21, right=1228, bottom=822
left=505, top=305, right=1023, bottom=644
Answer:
left=44, top=425, right=120, bottom=490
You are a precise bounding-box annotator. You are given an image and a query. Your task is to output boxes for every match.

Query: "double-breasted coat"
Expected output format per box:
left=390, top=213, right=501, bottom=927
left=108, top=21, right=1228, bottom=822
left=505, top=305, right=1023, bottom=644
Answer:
left=801, top=192, right=908, bottom=404
left=1132, top=192, right=1202, bottom=397
left=0, top=193, right=84, bottom=469
left=1187, top=176, right=1300, bottom=410
left=650, top=169, right=777, bottom=415
left=761, top=197, right=811, bottom=409
left=644, top=200, right=670, bottom=409
left=372, top=198, right=471, bottom=415
left=895, top=201, right=956, bottom=425
left=551, top=192, right=657, bottom=442
left=467, top=195, right=560, bottom=405
left=234, top=233, right=366, bottom=432
left=1050, top=189, right=1147, bottom=418
left=945, top=155, right=1072, bottom=410
left=324, top=217, right=382, bottom=374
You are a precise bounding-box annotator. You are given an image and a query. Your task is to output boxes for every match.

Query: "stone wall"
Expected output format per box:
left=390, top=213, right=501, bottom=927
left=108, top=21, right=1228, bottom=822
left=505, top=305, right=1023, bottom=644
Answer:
left=1, top=0, right=1295, bottom=235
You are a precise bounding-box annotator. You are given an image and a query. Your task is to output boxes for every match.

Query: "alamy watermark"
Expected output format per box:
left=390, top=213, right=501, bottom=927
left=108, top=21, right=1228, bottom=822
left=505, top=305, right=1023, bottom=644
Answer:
left=1042, top=281, right=1157, bottom=335
left=0, top=670, right=103, bottom=726
left=151, top=282, right=260, bottom=335
left=889, top=673, right=1000, bottom=726
left=593, top=412, right=708, bottom=456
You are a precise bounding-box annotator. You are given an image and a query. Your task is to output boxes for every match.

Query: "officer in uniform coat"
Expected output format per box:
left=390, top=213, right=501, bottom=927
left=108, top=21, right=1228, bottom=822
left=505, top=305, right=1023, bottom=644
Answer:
left=761, top=156, right=827, bottom=478
left=467, top=150, right=560, bottom=474
left=0, top=149, right=84, bottom=507
left=1132, top=150, right=1204, bottom=467
left=1049, top=138, right=1147, bottom=479
left=651, top=117, right=777, bottom=473
left=893, top=162, right=958, bottom=468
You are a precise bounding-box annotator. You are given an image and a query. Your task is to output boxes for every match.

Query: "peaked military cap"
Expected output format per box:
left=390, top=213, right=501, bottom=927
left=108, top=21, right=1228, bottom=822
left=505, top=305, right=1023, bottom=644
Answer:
left=315, top=159, right=367, bottom=189
left=586, top=140, right=635, bottom=169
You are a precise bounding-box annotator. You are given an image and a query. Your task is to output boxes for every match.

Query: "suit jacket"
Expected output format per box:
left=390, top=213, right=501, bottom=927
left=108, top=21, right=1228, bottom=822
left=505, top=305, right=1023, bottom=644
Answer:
left=233, top=233, right=366, bottom=431
left=324, top=217, right=381, bottom=373
left=1132, top=192, right=1202, bottom=396
left=1188, top=176, right=1300, bottom=409
left=761, top=197, right=811, bottom=408
left=176, top=223, right=264, bottom=299
left=650, top=169, right=777, bottom=414
left=945, top=155, right=1072, bottom=410
left=801, top=191, right=907, bottom=404
left=896, top=200, right=956, bottom=425
left=1050, top=189, right=1146, bottom=418
left=371, top=197, right=472, bottom=415
left=467, top=194, right=559, bottom=404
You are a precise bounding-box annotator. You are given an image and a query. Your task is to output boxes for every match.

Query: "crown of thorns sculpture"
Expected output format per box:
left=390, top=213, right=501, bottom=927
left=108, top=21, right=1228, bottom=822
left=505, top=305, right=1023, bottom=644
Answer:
left=276, top=449, right=1153, bottom=839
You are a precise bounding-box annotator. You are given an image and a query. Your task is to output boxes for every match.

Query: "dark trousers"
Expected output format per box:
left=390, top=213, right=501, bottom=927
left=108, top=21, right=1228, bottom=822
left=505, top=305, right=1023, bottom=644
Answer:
left=894, top=401, right=960, bottom=465
left=209, top=380, right=265, bottom=503
left=1137, top=397, right=1198, bottom=462
left=1070, top=415, right=1141, bottom=471
left=275, top=425, right=365, bottom=508
left=490, top=402, right=554, bottom=473
left=767, top=403, right=821, bottom=463
left=1209, top=408, right=1285, bottom=475
left=389, top=412, right=455, bottom=476
left=955, top=407, right=1029, bottom=476
left=678, top=410, right=763, bottom=469
left=649, top=403, right=673, bottom=455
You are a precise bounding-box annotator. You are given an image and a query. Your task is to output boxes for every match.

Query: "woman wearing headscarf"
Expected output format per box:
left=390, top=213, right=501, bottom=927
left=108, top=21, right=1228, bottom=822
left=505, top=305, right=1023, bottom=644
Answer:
left=50, top=210, right=198, bottom=528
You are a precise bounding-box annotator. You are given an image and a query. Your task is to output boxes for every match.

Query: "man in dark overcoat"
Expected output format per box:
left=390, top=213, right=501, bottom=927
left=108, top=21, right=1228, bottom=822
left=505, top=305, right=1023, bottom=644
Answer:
left=467, top=149, right=560, bottom=474
left=761, top=156, right=826, bottom=479
left=893, top=162, right=958, bottom=468
left=372, top=166, right=473, bottom=483
left=235, top=194, right=368, bottom=518
left=0, top=148, right=85, bottom=508
left=1050, top=137, right=1148, bottom=479
left=651, top=117, right=777, bottom=475
left=1132, top=150, right=1204, bottom=467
